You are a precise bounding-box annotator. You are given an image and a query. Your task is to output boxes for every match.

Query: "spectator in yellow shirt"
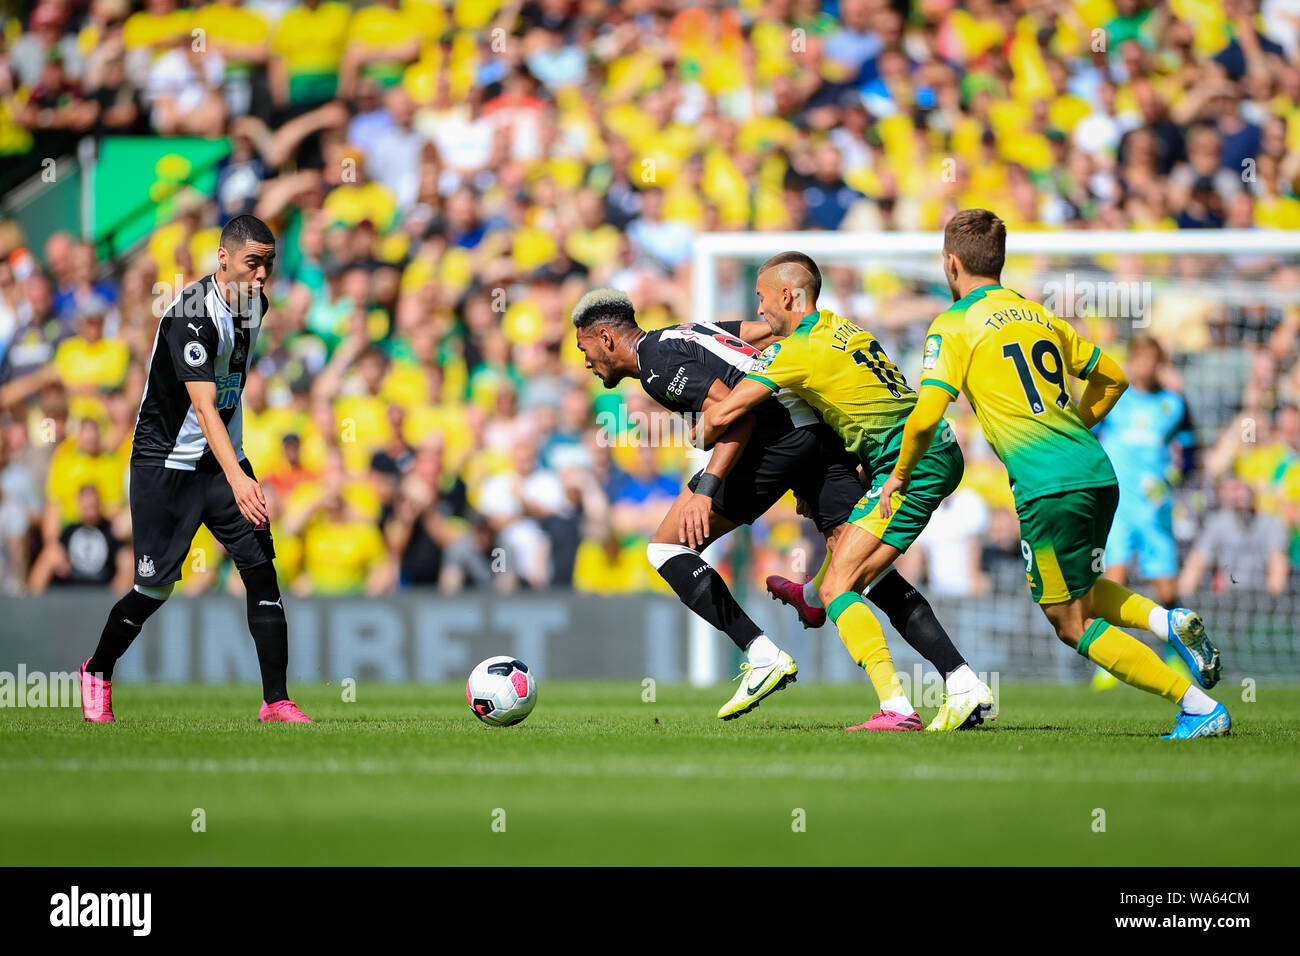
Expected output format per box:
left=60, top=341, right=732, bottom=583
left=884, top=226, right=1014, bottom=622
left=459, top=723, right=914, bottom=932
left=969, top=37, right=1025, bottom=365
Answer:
left=190, top=0, right=271, bottom=120
left=269, top=0, right=352, bottom=110
left=53, top=305, right=131, bottom=397
left=320, top=143, right=399, bottom=232
left=41, top=419, right=127, bottom=591
left=284, top=479, right=387, bottom=595
left=339, top=0, right=421, bottom=99
left=122, top=0, right=192, bottom=60
left=45, top=417, right=126, bottom=529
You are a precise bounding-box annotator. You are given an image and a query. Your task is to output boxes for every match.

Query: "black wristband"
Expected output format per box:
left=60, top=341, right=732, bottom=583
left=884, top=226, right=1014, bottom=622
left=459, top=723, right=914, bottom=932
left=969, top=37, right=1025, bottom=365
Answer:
left=694, top=472, right=723, bottom=498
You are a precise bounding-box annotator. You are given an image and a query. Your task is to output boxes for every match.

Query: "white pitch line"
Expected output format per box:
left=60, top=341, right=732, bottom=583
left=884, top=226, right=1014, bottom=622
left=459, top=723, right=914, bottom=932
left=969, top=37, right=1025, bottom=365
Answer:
left=0, top=756, right=1293, bottom=787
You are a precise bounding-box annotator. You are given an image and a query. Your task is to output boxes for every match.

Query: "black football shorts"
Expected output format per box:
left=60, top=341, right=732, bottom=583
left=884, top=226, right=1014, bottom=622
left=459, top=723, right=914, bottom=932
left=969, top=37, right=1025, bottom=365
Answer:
left=128, top=458, right=275, bottom=587
left=688, top=421, right=863, bottom=533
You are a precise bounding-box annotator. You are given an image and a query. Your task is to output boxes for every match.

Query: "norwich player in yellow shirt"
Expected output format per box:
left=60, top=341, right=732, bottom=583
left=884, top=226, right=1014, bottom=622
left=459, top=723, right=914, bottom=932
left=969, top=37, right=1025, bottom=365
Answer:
left=698, top=253, right=994, bottom=732
left=880, top=209, right=1230, bottom=739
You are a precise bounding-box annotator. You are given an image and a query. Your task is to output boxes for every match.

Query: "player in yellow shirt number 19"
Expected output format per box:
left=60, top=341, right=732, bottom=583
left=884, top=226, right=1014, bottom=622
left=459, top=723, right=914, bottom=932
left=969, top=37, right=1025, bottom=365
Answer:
left=880, top=209, right=1228, bottom=739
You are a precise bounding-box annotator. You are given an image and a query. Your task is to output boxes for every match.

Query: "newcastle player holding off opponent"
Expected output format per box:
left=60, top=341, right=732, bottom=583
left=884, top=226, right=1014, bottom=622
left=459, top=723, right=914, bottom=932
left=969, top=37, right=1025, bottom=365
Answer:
left=574, top=289, right=990, bottom=727
left=79, top=216, right=311, bottom=723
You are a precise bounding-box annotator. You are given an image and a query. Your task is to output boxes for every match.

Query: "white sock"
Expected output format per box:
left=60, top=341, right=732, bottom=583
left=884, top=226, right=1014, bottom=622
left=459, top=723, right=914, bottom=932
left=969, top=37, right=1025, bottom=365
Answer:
left=746, top=634, right=780, bottom=667
left=802, top=579, right=823, bottom=608
left=1148, top=606, right=1170, bottom=641
left=880, top=694, right=913, bottom=716
left=945, top=664, right=979, bottom=695
left=1179, top=685, right=1216, bottom=716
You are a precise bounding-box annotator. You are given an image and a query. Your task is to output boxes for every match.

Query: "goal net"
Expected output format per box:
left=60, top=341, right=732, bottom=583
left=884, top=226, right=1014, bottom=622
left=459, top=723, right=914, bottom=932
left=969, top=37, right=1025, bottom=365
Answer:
left=688, top=230, right=1300, bottom=685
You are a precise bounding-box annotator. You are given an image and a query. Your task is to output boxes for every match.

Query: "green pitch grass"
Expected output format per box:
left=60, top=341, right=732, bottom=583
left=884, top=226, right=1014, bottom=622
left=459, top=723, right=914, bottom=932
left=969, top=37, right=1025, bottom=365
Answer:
left=1, top=681, right=1297, bottom=866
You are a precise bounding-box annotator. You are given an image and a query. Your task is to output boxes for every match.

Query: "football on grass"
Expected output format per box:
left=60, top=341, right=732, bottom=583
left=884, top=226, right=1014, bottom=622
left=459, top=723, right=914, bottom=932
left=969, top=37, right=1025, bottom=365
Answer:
left=466, top=657, right=537, bottom=726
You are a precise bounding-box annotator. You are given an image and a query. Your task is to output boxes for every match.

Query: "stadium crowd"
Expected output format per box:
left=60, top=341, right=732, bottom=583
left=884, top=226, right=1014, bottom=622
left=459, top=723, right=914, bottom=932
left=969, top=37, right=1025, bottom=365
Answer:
left=0, top=0, right=1298, bottom=602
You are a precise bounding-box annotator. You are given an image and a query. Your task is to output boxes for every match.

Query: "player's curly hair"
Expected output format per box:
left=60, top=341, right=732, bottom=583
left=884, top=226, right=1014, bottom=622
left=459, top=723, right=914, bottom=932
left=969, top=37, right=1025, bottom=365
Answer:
left=572, top=288, right=639, bottom=331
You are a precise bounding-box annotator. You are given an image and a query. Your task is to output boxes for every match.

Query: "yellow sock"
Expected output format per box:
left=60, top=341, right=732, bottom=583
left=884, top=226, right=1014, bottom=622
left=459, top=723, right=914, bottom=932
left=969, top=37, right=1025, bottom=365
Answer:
left=1091, top=579, right=1159, bottom=634
left=827, top=592, right=904, bottom=705
left=1077, top=619, right=1190, bottom=704
left=811, top=549, right=831, bottom=592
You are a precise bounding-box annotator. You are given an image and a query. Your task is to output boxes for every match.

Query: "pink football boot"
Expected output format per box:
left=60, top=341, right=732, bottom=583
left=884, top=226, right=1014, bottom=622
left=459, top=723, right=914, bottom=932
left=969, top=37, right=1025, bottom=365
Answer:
left=765, top=574, right=826, bottom=629
left=79, top=658, right=114, bottom=723
left=845, top=710, right=923, bottom=732
left=258, top=699, right=313, bottom=723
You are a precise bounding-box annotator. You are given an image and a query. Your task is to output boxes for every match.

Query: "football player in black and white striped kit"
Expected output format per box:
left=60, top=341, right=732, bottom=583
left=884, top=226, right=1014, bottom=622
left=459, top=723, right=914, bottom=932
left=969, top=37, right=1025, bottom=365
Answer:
left=78, top=215, right=311, bottom=723
left=574, top=289, right=981, bottom=723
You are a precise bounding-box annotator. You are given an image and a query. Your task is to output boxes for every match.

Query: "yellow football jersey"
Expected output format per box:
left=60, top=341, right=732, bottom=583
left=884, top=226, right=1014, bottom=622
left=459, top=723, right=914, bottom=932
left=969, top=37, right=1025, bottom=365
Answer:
left=53, top=337, right=130, bottom=390
left=190, top=4, right=270, bottom=77
left=920, top=284, right=1116, bottom=506
left=271, top=1, right=351, bottom=103
left=47, top=445, right=126, bottom=524
left=744, top=308, right=953, bottom=475
left=300, top=519, right=385, bottom=595
left=122, top=8, right=192, bottom=52
left=347, top=3, right=422, bottom=87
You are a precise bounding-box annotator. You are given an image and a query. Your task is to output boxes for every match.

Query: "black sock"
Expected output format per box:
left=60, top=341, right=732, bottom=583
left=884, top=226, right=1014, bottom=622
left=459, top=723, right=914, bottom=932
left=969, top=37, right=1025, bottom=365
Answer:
left=867, top=570, right=966, bottom=678
left=242, top=562, right=289, bottom=703
left=656, top=552, right=763, bottom=652
left=88, top=589, right=167, bottom=681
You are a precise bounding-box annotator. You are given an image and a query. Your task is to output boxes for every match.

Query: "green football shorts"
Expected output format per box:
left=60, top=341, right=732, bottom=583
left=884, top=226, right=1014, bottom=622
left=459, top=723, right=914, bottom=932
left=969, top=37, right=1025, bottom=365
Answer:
left=849, top=438, right=965, bottom=552
left=1015, top=482, right=1120, bottom=604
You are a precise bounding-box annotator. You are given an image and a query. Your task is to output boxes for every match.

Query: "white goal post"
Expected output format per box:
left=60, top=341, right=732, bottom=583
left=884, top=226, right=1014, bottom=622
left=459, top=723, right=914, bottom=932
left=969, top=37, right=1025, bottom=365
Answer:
left=685, top=229, right=1300, bottom=686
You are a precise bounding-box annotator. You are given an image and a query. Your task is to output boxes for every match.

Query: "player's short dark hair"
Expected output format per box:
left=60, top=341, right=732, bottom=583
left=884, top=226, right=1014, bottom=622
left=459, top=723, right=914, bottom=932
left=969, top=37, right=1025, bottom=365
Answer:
left=220, top=215, right=275, bottom=252
left=757, top=251, right=822, bottom=302
left=943, top=208, right=1005, bottom=279
left=571, top=288, right=639, bottom=332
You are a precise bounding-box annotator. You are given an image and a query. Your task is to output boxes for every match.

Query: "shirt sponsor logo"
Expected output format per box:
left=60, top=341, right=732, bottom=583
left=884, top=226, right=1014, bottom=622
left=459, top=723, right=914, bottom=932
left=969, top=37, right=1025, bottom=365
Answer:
left=667, top=366, right=689, bottom=397
left=922, top=334, right=941, bottom=370
left=183, top=341, right=207, bottom=367
left=215, top=372, right=242, bottom=410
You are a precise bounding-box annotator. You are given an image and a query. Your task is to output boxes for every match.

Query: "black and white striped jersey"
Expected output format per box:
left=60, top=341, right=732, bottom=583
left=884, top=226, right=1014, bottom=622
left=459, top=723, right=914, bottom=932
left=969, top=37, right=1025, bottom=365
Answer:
left=635, top=320, right=819, bottom=427
left=131, top=274, right=266, bottom=472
